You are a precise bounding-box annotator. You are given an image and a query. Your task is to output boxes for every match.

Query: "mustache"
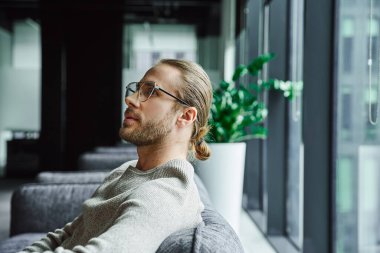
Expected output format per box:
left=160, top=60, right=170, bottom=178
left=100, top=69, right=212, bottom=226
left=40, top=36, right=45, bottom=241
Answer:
left=124, top=108, right=141, bottom=120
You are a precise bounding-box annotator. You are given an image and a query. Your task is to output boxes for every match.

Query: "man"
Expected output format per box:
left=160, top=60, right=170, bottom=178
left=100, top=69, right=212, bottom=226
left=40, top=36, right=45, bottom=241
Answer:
left=19, top=59, right=213, bottom=253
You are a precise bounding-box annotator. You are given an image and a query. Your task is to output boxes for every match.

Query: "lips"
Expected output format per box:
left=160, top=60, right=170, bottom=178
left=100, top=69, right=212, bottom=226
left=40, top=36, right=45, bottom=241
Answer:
left=123, top=109, right=140, bottom=126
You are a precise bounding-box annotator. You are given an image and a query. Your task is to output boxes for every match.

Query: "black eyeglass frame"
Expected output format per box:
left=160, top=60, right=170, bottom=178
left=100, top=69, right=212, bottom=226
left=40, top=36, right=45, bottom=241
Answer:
left=125, top=81, right=190, bottom=106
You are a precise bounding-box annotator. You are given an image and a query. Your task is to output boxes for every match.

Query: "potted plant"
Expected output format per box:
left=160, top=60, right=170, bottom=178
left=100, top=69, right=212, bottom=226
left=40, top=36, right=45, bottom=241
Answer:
left=196, top=53, right=302, bottom=232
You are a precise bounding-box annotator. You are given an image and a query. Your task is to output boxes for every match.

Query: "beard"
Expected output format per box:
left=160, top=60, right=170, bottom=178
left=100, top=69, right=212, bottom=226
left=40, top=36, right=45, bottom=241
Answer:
left=119, top=110, right=176, bottom=147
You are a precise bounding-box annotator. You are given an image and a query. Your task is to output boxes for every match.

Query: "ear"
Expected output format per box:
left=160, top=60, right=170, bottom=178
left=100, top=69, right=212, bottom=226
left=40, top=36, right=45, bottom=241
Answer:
left=177, top=107, right=197, bottom=128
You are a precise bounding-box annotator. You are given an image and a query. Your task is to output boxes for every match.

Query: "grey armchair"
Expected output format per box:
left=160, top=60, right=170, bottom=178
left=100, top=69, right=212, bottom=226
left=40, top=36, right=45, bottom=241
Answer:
left=0, top=173, right=244, bottom=253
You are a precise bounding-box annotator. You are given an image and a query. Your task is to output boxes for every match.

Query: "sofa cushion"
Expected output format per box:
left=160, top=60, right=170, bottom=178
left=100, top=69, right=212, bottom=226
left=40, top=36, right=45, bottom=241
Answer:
left=94, top=146, right=138, bottom=154
left=0, top=233, right=44, bottom=253
left=11, top=183, right=99, bottom=236
left=78, top=152, right=137, bottom=171
left=37, top=171, right=109, bottom=184
left=157, top=209, right=244, bottom=253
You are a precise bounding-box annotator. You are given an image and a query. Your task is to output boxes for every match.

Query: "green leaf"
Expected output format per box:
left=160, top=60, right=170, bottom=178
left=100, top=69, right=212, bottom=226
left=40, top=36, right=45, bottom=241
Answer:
left=229, top=131, right=246, bottom=142
left=220, top=80, right=234, bottom=91
left=249, top=82, right=263, bottom=92
left=242, top=89, right=255, bottom=106
left=261, top=79, right=275, bottom=89
left=247, top=53, right=275, bottom=76
left=232, top=65, right=248, bottom=81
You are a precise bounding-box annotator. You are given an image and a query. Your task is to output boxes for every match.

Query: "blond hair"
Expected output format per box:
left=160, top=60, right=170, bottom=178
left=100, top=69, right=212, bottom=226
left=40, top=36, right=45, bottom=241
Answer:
left=158, top=59, right=213, bottom=161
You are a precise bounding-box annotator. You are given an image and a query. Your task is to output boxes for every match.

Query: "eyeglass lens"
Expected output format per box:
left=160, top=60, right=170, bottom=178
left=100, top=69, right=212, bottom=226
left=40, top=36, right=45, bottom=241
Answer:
left=125, top=82, right=155, bottom=102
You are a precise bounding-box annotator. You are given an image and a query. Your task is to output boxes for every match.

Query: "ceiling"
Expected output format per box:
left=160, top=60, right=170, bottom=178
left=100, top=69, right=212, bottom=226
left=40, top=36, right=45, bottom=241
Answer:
left=123, top=0, right=220, bottom=22
left=0, top=0, right=221, bottom=35
left=122, top=0, right=221, bottom=35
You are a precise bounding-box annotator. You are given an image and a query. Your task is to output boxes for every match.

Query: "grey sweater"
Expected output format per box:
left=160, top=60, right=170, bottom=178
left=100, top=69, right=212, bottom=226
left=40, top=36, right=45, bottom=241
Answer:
left=20, top=159, right=204, bottom=253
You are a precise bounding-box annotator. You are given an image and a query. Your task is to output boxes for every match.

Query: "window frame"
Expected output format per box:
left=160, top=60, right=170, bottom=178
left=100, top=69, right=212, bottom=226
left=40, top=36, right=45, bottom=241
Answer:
left=241, top=0, right=336, bottom=252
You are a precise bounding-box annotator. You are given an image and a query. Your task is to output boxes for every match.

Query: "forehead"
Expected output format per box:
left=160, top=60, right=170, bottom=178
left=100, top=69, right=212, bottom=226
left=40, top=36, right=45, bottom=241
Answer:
left=141, top=64, right=182, bottom=90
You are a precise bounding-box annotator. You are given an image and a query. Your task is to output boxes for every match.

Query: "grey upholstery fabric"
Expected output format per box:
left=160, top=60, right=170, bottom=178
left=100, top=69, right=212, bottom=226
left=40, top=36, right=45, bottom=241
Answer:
left=37, top=171, right=108, bottom=184
left=158, top=209, right=244, bottom=253
left=0, top=233, right=44, bottom=253
left=77, top=152, right=138, bottom=171
left=10, top=183, right=99, bottom=236
left=94, top=146, right=137, bottom=154
left=2, top=174, right=244, bottom=253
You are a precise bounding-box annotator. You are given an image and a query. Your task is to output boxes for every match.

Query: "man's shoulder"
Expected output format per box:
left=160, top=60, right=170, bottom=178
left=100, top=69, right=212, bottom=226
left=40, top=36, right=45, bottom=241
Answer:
left=153, top=159, right=194, bottom=178
left=105, top=159, right=138, bottom=181
left=141, top=159, right=196, bottom=191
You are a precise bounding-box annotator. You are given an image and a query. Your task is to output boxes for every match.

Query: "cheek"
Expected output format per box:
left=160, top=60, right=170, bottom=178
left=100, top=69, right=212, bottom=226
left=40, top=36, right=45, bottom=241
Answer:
left=144, top=105, right=162, bottom=120
left=144, top=102, right=176, bottom=120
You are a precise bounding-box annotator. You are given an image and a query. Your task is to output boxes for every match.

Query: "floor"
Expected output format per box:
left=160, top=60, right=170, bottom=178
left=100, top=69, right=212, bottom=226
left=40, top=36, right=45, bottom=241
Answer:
left=0, top=177, right=276, bottom=253
left=239, top=210, right=276, bottom=253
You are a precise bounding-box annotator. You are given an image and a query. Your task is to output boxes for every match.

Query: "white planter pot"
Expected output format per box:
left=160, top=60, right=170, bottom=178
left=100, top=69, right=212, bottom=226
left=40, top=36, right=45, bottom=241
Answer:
left=196, top=142, right=246, bottom=233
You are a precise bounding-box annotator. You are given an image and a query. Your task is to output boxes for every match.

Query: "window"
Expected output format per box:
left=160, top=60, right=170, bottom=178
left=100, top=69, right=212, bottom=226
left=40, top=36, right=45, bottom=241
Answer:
left=336, top=156, right=356, bottom=253
left=175, top=52, right=185, bottom=59
left=342, top=18, right=354, bottom=73
left=340, top=88, right=353, bottom=141
left=243, top=0, right=271, bottom=232
left=367, top=18, right=379, bottom=73
left=0, top=18, right=41, bottom=176
left=335, top=0, right=380, bottom=252
left=243, top=1, right=306, bottom=251
left=342, top=93, right=352, bottom=131
left=123, top=24, right=197, bottom=70
left=365, top=88, right=379, bottom=141
left=241, top=0, right=269, bottom=232
left=151, top=51, right=161, bottom=65
left=286, top=0, right=304, bottom=248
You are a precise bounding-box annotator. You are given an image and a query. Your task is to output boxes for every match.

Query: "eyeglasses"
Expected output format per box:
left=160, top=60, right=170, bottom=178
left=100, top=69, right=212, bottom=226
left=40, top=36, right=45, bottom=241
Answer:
left=125, top=81, right=190, bottom=106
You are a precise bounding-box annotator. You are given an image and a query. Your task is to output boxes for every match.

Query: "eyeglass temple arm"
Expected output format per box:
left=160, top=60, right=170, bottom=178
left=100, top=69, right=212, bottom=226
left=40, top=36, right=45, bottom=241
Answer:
left=156, top=87, right=190, bottom=106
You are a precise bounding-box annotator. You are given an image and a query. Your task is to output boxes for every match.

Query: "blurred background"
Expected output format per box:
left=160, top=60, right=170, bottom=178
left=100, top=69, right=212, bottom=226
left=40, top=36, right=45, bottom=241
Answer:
left=0, top=0, right=222, bottom=175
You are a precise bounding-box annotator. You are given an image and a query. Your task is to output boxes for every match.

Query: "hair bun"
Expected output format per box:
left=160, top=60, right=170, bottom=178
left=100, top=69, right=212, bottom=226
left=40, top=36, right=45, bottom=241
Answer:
left=194, top=140, right=211, bottom=161
left=196, top=138, right=204, bottom=146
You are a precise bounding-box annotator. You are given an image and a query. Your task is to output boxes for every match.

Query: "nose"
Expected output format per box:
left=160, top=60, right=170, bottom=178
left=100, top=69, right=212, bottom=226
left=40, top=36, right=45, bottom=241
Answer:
left=125, top=92, right=140, bottom=108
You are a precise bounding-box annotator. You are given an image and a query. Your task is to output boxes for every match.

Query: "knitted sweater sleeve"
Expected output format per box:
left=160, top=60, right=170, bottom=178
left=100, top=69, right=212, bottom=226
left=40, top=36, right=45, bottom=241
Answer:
left=18, top=178, right=197, bottom=253
left=18, top=215, right=82, bottom=253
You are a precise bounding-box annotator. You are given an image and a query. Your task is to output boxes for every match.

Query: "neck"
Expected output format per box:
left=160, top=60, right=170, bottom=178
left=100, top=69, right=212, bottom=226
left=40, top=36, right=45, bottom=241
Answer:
left=135, top=140, right=188, bottom=171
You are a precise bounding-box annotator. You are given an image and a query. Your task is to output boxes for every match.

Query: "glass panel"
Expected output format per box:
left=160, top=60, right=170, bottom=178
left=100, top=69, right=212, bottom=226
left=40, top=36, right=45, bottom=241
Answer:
left=242, top=0, right=265, bottom=229
left=244, top=0, right=269, bottom=231
left=336, top=156, right=357, bottom=253
left=286, top=0, right=304, bottom=248
left=124, top=24, right=197, bottom=70
left=0, top=18, right=41, bottom=176
left=340, top=87, right=353, bottom=141
left=335, top=0, right=380, bottom=252
left=358, top=146, right=380, bottom=253
left=342, top=18, right=354, bottom=73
